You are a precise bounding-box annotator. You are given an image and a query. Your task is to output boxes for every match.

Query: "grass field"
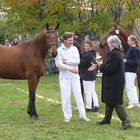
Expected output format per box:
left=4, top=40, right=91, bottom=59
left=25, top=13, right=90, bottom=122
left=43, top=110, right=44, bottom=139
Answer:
left=0, top=75, right=140, bottom=140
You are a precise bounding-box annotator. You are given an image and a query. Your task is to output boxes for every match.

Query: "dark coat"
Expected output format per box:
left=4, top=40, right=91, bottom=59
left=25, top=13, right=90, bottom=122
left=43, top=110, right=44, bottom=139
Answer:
left=79, top=49, right=97, bottom=81
left=100, top=48, right=125, bottom=105
left=125, top=45, right=140, bottom=73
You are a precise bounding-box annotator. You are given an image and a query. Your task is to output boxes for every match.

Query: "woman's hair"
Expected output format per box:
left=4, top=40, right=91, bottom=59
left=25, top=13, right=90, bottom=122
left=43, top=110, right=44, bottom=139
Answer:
left=107, top=35, right=121, bottom=48
left=63, top=32, right=74, bottom=40
left=84, top=40, right=93, bottom=48
left=128, top=34, right=140, bottom=47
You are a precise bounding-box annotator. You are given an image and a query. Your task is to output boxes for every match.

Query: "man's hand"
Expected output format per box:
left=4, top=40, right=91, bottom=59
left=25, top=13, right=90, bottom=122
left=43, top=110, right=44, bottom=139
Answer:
left=69, top=67, right=79, bottom=74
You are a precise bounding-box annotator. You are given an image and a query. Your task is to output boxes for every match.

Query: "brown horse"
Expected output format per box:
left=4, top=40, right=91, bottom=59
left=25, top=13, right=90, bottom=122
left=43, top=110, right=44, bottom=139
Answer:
left=0, top=23, right=59, bottom=119
left=94, top=24, right=140, bottom=101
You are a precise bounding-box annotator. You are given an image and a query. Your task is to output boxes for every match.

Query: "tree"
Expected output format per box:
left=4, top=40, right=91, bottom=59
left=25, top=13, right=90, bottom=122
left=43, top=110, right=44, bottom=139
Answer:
left=0, top=0, right=139, bottom=39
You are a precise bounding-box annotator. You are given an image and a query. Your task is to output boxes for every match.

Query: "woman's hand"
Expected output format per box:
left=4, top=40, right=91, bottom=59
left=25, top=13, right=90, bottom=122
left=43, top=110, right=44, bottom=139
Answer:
left=123, top=59, right=127, bottom=63
left=96, top=59, right=102, bottom=66
left=88, top=62, right=97, bottom=71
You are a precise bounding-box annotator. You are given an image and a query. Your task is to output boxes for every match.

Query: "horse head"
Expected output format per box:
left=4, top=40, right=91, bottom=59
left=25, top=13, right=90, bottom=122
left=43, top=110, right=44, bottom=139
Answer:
left=99, top=24, right=119, bottom=48
left=100, top=24, right=131, bottom=51
left=95, top=24, right=131, bottom=63
left=45, top=23, right=59, bottom=57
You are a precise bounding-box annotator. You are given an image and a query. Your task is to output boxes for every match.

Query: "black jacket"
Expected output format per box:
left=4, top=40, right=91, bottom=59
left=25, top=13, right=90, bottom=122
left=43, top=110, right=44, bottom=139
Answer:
left=100, top=48, right=125, bottom=105
left=79, top=49, right=97, bottom=81
left=125, top=45, right=140, bottom=73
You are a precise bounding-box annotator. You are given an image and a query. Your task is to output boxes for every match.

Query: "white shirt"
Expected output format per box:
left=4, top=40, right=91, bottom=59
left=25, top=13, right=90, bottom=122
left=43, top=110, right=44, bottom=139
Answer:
left=55, top=43, right=80, bottom=79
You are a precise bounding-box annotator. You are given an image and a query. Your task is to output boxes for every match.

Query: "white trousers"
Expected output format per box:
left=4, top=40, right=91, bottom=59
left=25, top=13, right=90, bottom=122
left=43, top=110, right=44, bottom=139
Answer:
left=59, top=78, right=87, bottom=119
left=125, top=72, right=139, bottom=105
left=83, top=80, right=99, bottom=109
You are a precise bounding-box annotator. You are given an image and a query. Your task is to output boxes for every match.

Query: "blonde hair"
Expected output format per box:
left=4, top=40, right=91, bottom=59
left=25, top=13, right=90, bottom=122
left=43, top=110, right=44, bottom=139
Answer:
left=128, top=34, right=140, bottom=47
left=107, top=35, right=121, bottom=48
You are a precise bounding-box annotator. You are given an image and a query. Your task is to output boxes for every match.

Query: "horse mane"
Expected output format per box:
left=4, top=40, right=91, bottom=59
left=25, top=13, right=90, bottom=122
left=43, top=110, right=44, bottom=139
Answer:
left=28, top=31, right=45, bottom=44
left=19, top=30, right=46, bottom=47
left=118, top=26, right=132, bottom=34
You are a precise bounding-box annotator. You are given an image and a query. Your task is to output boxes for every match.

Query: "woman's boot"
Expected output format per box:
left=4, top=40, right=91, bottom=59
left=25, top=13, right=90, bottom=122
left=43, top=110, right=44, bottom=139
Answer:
left=115, top=105, right=131, bottom=129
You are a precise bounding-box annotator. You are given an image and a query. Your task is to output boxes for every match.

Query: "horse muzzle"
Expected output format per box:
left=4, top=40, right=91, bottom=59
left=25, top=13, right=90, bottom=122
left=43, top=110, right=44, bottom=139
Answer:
left=51, top=51, right=57, bottom=57
left=48, top=44, right=57, bottom=57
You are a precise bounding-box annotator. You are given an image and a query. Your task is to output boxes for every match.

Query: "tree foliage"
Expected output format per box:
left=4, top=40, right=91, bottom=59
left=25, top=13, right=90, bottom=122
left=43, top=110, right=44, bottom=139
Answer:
left=0, top=0, right=139, bottom=39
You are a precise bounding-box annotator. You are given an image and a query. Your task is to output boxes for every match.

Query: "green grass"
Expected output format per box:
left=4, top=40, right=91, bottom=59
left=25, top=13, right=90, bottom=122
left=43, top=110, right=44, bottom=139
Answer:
left=0, top=75, right=140, bottom=140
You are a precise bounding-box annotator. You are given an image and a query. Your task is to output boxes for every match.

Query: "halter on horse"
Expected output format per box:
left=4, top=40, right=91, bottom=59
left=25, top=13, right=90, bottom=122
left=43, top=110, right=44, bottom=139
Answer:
left=0, top=23, right=59, bottom=119
left=95, top=24, right=140, bottom=101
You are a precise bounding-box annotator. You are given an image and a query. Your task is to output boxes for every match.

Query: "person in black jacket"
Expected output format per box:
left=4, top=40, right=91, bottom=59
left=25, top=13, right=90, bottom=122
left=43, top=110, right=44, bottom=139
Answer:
left=79, top=40, right=99, bottom=112
left=124, top=35, right=140, bottom=109
left=96, top=35, right=131, bottom=129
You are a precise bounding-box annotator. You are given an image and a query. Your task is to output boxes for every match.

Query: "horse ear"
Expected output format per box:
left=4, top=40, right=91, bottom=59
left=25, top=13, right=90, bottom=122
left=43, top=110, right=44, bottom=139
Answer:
left=59, top=37, right=64, bottom=42
left=112, top=23, right=118, bottom=28
left=55, top=23, right=59, bottom=30
left=112, top=23, right=119, bottom=34
left=46, top=23, right=49, bottom=30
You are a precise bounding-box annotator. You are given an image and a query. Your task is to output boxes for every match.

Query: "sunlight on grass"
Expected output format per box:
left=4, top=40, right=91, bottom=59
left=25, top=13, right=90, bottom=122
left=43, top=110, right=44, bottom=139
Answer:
left=0, top=75, right=140, bottom=140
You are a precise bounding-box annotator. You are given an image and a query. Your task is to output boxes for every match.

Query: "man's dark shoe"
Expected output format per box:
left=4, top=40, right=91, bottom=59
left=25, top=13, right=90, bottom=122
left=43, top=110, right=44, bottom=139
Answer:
left=96, top=119, right=110, bottom=125
left=121, top=120, right=131, bottom=130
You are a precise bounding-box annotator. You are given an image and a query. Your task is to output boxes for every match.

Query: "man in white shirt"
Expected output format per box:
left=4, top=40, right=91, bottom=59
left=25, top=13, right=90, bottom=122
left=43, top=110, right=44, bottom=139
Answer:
left=55, top=32, right=90, bottom=123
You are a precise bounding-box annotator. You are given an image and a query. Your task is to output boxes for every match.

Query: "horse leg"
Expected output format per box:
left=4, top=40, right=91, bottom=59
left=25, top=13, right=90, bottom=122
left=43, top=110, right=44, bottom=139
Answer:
left=27, top=75, right=40, bottom=119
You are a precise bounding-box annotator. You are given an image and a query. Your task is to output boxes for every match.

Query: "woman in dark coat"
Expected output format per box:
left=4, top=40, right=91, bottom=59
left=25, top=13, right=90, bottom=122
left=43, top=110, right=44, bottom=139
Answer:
left=96, top=35, right=131, bottom=129
left=79, top=41, right=99, bottom=112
